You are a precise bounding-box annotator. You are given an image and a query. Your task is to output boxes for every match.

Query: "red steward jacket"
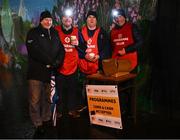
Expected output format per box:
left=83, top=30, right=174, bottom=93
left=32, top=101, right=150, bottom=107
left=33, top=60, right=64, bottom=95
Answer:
left=111, top=22, right=137, bottom=69
left=55, top=26, right=79, bottom=75
left=79, top=26, right=100, bottom=74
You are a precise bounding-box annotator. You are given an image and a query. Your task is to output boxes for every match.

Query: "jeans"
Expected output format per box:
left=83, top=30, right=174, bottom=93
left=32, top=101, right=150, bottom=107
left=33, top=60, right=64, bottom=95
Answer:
left=28, top=80, right=51, bottom=127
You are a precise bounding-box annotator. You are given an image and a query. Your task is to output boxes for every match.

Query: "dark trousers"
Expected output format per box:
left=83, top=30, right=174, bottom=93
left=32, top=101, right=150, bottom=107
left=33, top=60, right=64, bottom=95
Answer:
left=28, top=80, right=51, bottom=127
left=55, top=71, right=79, bottom=114
left=78, top=72, right=88, bottom=106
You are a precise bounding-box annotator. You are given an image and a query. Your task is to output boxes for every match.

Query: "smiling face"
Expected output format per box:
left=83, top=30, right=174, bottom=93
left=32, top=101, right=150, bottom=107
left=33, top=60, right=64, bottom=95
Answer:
left=62, top=16, right=73, bottom=28
left=114, top=15, right=126, bottom=26
left=40, top=18, right=52, bottom=29
left=86, top=15, right=97, bottom=29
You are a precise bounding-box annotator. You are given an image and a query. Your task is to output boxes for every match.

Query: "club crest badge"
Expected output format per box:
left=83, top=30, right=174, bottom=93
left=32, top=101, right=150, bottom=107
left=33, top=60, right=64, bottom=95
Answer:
left=65, top=37, right=70, bottom=43
left=87, top=39, right=92, bottom=45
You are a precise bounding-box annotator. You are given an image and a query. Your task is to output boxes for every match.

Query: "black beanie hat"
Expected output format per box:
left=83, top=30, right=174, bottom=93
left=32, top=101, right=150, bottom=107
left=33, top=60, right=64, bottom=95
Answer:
left=86, top=10, right=98, bottom=20
left=40, top=10, right=52, bottom=22
left=116, top=9, right=126, bottom=18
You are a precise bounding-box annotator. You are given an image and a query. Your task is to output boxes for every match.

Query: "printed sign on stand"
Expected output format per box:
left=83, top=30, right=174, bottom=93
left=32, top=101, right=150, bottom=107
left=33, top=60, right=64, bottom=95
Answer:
left=86, top=85, right=122, bottom=129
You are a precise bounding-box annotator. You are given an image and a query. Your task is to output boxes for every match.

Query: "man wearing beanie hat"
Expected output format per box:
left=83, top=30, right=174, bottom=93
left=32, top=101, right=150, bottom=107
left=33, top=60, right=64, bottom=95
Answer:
left=79, top=10, right=111, bottom=74
left=26, top=10, right=65, bottom=133
left=78, top=10, right=111, bottom=108
left=54, top=8, right=89, bottom=119
left=110, top=8, right=143, bottom=72
left=114, top=9, right=126, bottom=19
left=40, top=10, right=52, bottom=22
left=86, top=10, right=98, bottom=20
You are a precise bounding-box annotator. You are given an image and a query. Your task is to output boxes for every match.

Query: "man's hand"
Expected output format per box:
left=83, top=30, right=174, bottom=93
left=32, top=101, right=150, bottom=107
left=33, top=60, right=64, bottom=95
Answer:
left=118, top=48, right=126, bottom=55
left=92, top=55, right=99, bottom=62
left=85, top=53, right=99, bottom=62
left=70, top=39, right=79, bottom=46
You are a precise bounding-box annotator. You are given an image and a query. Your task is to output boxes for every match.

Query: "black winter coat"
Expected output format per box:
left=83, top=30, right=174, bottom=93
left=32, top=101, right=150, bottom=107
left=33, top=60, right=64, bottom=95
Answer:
left=26, top=24, right=65, bottom=83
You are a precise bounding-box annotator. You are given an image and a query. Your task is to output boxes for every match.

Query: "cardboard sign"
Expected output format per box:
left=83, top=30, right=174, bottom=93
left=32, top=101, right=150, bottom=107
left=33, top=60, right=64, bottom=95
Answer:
left=86, top=85, right=123, bottom=129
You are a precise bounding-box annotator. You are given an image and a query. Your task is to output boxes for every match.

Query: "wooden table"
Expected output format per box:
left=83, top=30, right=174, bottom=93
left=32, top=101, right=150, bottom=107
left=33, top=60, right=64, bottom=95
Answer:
left=86, top=73, right=137, bottom=124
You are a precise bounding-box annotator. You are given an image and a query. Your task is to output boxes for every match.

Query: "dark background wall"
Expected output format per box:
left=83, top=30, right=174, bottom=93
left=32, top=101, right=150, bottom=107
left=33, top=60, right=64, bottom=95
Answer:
left=151, top=0, right=180, bottom=119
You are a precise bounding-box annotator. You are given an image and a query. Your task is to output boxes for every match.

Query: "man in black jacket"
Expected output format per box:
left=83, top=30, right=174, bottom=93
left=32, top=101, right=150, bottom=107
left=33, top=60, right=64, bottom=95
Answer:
left=26, top=10, right=65, bottom=133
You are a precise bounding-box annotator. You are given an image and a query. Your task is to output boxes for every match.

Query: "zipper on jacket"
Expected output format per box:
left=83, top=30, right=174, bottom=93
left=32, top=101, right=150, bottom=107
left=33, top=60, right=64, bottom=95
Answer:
left=48, top=29, right=51, bottom=40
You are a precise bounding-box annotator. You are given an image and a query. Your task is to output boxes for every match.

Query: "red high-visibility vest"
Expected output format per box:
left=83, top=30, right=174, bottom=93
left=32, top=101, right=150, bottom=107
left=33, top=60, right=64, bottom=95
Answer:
left=111, top=22, right=137, bottom=69
left=55, top=26, right=79, bottom=75
left=79, top=26, right=100, bottom=74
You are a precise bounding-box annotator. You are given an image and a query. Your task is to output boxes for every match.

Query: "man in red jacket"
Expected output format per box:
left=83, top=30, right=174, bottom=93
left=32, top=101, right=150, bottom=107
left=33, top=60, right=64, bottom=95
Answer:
left=78, top=10, right=111, bottom=112
left=110, top=9, right=143, bottom=72
left=79, top=10, right=111, bottom=74
left=55, top=8, right=89, bottom=119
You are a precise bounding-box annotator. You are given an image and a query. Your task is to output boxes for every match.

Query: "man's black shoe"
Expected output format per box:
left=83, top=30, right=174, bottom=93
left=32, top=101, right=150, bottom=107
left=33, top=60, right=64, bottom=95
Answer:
left=57, top=113, right=62, bottom=119
left=68, top=110, right=80, bottom=118
left=33, top=125, right=45, bottom=138
left=36, top=125, right=44, bottom=133
left=77, top=105, right=87, bottom=112
left=43, top=120, right=53, bottom=128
